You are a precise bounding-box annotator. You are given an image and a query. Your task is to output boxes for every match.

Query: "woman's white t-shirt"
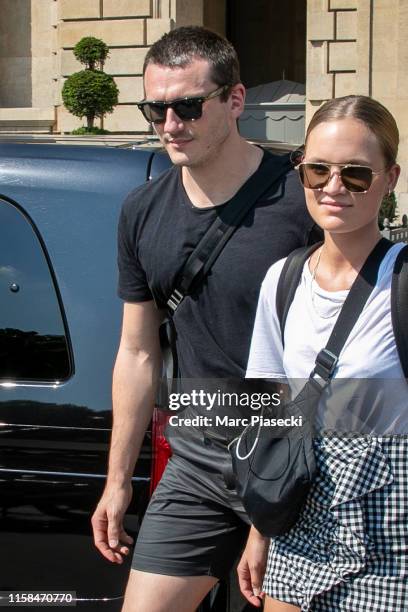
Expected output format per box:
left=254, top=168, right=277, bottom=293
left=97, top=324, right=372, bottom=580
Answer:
left=246, top=242, right=407, bottom=434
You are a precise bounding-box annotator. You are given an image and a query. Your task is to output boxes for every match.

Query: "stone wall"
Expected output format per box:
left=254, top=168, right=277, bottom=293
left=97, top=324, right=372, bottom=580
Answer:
left=32, top=0, right=55, bottom=109
left=0, top=0, right=55, bottom=132
left=307, top=0, right=359, bottom=117
left=0, top=0, right=32, bottom=108
left=0, top=0, right=204, bottom=132
left=57, top=0, right=165, bottom=132
left=306, top=0, right=408, bottom=214
left=54, top=0, right=207, bottom=132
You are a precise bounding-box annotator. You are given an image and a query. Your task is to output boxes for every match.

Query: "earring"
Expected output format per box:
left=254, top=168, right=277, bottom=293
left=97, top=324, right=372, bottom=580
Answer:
left=388, top=188, right=392, bottom=196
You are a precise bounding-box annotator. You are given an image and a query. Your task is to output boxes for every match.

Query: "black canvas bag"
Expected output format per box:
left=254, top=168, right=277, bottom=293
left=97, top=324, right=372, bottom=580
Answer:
left=229, top=238, right=394, bottom=537
left=230, top=379, right=319, bottom=536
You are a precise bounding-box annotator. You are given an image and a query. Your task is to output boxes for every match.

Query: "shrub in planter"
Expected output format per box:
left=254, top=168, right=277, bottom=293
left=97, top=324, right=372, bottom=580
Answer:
left=62, top=37, right=118, bottom=132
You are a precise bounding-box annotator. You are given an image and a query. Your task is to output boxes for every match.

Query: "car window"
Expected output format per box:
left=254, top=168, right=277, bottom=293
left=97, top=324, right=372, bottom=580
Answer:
left=0, top=198, right=71, bottom=382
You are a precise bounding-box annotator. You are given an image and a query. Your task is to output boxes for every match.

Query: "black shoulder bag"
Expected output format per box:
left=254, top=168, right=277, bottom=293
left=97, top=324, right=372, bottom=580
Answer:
left=229, top=238, right=393, bottom=538
left=157, top=153, right=292, bottom=408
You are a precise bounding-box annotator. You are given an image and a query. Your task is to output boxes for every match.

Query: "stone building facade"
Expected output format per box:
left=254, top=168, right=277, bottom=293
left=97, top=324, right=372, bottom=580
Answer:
left=307, top=0, right=408, bottom=213
left=0, top=0, right=407, bottom=211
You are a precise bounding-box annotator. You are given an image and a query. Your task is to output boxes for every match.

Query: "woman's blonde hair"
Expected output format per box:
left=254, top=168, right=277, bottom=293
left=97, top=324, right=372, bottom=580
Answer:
left=305, top=95, right=399, bottom=168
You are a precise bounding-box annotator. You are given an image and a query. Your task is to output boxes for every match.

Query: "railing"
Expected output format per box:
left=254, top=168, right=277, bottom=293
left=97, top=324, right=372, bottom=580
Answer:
left=381, top=219, right=408, bottom=243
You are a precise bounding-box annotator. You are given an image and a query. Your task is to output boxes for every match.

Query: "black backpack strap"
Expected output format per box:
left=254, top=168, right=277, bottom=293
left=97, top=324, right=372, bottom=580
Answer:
left=311, top=238, right=393, bottom=385
left=167, top=153, right=292, bottom=312
left=276, top=242, right=322, bottom=343
left=391, top=244, right=408, bottom=378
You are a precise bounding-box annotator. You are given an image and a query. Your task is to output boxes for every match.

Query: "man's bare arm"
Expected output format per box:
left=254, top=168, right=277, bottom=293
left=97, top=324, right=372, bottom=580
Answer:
left=91, top=300, right=164, bottom=563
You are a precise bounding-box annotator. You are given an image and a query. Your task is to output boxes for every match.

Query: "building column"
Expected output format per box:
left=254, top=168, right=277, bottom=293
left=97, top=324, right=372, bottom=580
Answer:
left=306, top=0, right=408, bottom=215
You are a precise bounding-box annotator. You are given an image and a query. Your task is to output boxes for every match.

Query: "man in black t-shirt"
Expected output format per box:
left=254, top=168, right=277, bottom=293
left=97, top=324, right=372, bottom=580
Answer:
left=92, top=26, right=317, bottom=612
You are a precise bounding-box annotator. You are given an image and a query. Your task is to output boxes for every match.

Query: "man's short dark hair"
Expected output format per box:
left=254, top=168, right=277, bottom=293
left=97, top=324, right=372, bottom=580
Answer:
left=143, top=26, right=240, bottom=101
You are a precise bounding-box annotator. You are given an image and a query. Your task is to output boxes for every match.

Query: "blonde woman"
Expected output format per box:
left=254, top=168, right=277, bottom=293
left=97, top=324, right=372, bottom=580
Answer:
left=238, top=95, right=406, bottom=611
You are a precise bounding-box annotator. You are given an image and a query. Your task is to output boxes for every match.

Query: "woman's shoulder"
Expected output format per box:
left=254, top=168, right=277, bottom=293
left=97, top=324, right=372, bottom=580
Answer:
left=262, top=256, right=288, bottom=291
left=257, top=257, right=289, bottom=313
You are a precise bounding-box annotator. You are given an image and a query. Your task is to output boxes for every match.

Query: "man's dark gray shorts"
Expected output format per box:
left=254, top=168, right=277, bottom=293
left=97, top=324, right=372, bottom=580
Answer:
left=131, top=452, right=250, bottom=579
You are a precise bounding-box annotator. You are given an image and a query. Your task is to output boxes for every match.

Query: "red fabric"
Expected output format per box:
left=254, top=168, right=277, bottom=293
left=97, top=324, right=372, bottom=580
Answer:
left=149, top=408, right=172, bottom=495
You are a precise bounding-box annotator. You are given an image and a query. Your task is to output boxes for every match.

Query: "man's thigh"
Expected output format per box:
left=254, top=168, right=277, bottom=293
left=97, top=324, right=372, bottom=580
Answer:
left=122, top=570, right=218, bottom=612
left=131, top=454, right=250, bottom=579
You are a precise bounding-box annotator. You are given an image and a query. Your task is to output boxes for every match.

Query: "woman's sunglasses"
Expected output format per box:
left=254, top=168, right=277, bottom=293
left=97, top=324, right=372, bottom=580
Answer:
left=296, top=161, right=382, bottom=193
left=137, top=85, right=229, bottom=124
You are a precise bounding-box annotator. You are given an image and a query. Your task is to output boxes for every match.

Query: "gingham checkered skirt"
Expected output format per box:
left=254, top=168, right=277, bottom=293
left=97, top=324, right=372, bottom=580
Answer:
left=263, top=436, right=408, bottom=611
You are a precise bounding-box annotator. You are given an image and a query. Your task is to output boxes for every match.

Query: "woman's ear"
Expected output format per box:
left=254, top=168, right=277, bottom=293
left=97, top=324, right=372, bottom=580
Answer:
left=386, top=163, right=401, bottom=195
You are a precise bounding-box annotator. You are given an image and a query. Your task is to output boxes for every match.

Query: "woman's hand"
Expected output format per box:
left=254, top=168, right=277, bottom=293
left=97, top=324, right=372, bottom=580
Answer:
left=237, top=526, right=270, bottom=607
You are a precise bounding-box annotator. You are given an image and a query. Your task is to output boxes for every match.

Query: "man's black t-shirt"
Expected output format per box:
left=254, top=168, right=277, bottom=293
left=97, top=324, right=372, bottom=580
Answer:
left=118, top=151, right=317, bottom=380
left=118, top=151, right=319, bottom=464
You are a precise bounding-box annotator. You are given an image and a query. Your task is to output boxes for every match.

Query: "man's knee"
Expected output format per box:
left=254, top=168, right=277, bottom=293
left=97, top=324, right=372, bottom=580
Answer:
left=121, top=569, right=218, bottom=612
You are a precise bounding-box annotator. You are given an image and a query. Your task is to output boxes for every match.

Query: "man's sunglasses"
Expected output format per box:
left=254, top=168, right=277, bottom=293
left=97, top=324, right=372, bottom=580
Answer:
left=296, top=161, right=382, bottom=193
left=137, top=85, right=229, bottom=124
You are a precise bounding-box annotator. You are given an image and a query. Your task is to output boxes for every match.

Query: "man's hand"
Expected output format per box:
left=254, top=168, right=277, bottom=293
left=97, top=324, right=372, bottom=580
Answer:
left=237, top=526, right=269, bottom=607
left=91, top=483, right=134, bottom=564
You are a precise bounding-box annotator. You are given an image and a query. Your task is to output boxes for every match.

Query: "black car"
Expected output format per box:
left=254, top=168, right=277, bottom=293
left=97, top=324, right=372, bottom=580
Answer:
left=0, top=143, right=172, bottom=611
left=0, top=143, right=253, bottom=612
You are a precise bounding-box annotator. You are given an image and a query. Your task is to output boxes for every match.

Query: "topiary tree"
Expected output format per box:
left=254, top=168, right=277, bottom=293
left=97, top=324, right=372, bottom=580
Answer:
left=378, top=190, right=398, bottom=229
left=62, top=36, right=118, bottom=132
left=62, top=70, right=118, bottom=131
left=73, top=36, right=109, bottom=70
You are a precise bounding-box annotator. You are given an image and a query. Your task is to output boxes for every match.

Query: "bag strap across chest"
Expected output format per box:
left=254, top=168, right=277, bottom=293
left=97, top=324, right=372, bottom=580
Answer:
left=155, top=153, right=292, bottom=401
left=276, top=239, right=408, bottom=378
left=166, top=152, right=292, bottom=313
